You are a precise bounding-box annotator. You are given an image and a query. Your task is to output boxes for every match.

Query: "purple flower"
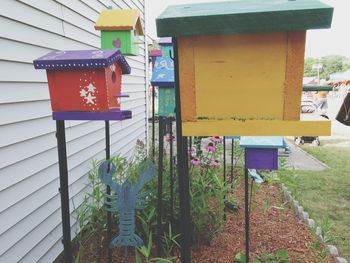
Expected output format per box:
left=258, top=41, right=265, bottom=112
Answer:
left=166, top=135, right=175, bottom=142
left=188, top=148, right=196, bottom=156
left=204, top=143, right=217, bottom=152
left=191, top=158, right=201, bottom=166
left=209, top=160, right=220, bottom=167
left=209, top=136, right=223, bottom=143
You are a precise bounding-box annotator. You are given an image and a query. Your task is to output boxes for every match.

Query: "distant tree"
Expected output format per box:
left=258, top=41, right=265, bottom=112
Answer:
left=304, top=55, right=350, bottom=80
left=304, top=57, right=319, bottom=77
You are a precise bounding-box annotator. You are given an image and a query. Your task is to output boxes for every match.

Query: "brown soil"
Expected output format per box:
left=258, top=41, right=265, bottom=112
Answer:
left=191, top=182, right=335, bottom=263
left=70, top=182, right=335, bottom=263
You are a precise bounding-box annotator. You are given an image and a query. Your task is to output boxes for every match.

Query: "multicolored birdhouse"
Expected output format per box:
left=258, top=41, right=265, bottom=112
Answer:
left=156, top=0, right=333, bottom=136
left=33, top=50, right=131, bottom=115
left=240, top=137, right=284, bottom=170
left=159, top=37, right=173, bottom=58
left=95, top=9, right=144, bottom=56
left=151, top=55, right=175, bottom=117
left=149, top=49, right=162, bottom=66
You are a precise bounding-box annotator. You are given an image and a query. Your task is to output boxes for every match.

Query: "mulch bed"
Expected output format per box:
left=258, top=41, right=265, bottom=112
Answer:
left=191, top=182, right=335, bottom=263
left=70, top=181, right=335, bottom=263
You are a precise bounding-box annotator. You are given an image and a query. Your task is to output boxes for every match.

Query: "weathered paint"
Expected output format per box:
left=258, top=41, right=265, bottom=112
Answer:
left=156, top=0, right=333, bottom=37
left=283, top=31, right=306, bottom=120
left=182, top=119, right=331, bottom=136
left=158, top=88, right=175, bottom=117
left=178, top=37, right=196, bottom=121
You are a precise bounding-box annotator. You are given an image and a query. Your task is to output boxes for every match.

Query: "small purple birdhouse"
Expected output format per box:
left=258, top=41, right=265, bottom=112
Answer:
left=240, top=137, right=284, bottom=170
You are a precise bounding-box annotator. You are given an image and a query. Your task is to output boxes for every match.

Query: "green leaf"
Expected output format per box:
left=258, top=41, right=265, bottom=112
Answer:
left=276, top=249, right=289, bottom=260
left=234, top=252, right=246, bottom=263
left=135, top=251, right=143, bottom=263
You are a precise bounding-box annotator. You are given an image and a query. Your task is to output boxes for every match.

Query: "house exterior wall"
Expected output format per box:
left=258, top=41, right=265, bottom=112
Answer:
left=0, top=0, right=148, bottom=262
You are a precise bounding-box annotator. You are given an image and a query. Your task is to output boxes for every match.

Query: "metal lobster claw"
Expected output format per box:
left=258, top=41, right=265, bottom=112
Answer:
left=98, top=160, right=121, bottom=193
left=135, top=161, right=155, bottom=192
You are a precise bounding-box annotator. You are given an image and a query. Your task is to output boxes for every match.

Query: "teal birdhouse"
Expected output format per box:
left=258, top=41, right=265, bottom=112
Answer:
left=159, top=37, right=173, bottom=58
left=95, top=9, right=144, bottom=56
left=158, top=88, right=175, bottom=117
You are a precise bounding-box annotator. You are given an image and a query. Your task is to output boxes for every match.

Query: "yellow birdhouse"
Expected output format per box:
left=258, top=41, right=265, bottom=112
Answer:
left=156, top=0, right=333, bottom=136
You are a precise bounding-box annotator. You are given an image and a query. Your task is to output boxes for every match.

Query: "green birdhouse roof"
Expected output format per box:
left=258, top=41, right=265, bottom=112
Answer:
left=156, top=0, right=333, bottom=37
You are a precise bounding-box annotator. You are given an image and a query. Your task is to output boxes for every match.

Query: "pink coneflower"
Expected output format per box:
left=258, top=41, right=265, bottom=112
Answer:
left=191, top=158, right=201, bottom=166
left=166, top=135, right=175, bottom=142
left=188, top=148, right=196, bottom=156
left=204, top=143, right=217, bottom=152
left=209, top=160, right=220, bottom=167
left=209, top=136, right=223, bottom=143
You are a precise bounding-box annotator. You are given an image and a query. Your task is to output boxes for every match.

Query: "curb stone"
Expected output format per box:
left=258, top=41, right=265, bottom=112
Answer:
left=335, top=257, right=348, bottom=263
left=302, top=211, right=309, bottom=223
left=280, top=184, right=346, bottom=262
left=328, top=245, right=339, bottom=256
left=306, top=218, right=315, bottom=228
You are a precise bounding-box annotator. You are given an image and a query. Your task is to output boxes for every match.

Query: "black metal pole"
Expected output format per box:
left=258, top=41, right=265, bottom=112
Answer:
left=223, top=137, right=226, bottom=220
left=105, top=121, right=112, bottom=263
left=169, top=118, right=174, bottom=226
left=56, top=120, right=72, bottom=263
left=173, top=37, right=191, bottom=263
left=152, top=85, right=156, bottom=162
left=231, top=139, right=234, bottom=185
left=244, top=150, right=250, bottom=263
left=157, top=116, right=164, bottom=256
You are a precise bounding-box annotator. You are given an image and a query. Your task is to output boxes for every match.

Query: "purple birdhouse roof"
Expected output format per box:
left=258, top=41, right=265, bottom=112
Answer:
left=33, top=49, right=131, bottom=74
left=158, top=37, right=172, bottom=46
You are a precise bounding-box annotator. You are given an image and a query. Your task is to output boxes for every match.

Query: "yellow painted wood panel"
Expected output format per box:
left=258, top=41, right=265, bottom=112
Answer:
left=192, top=33, right=288, bottom=119
left=283, top=31, right=306, bottom=120
left=182, top=119, right=331, bottom=136
left=95, top=9, right=144, bottom=35
left=178, top=37, right=197, bottom=121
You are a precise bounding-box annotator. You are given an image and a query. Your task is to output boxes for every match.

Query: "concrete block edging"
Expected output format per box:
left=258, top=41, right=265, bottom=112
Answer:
left=280, top=183, right=348, bottom=263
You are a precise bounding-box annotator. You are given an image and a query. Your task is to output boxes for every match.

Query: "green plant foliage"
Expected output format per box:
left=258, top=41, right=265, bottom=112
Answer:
left=189, top=137, right=229, bottom=243
left=73, top=136, right=232, bottom=261
left=234, top=250, right=290, bottom=263
left=318, top=218, right=335, bottom=244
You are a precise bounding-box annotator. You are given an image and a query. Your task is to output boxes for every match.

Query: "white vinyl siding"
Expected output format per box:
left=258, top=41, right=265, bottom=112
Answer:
left=0, top=0, right=148, bottom=262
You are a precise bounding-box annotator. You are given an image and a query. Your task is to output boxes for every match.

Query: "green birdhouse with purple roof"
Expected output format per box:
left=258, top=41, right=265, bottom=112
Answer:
left=95, top=9, right=144, bottom=56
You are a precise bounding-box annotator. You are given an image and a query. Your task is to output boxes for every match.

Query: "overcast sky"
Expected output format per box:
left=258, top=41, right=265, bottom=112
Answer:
left=145, top=0, right=350, bottom=58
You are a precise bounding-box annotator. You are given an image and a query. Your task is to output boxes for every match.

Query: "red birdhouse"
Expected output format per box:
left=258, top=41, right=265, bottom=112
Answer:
left=34, top=50, right=130, bottom=113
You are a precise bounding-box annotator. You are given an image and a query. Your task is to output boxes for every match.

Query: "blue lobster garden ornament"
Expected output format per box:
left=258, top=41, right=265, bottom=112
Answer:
left=99, top=160, right=155, bottom=248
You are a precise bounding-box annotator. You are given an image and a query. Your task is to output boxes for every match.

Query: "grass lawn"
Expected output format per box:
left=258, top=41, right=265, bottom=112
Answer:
left=279, top=142, right=350, bottom=260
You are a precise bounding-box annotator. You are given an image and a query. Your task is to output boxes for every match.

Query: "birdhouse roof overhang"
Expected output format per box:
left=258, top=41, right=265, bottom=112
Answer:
left=34, top=49, right=131, bottom=74
left=95, top=9, right=144, bottom=36
left=156, top=0, right=333, bottom=37
left=240, top=136, right=284, bottom=149
left=158, top=37, right=173, bottom=46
